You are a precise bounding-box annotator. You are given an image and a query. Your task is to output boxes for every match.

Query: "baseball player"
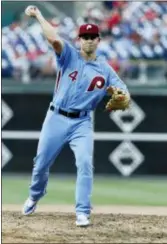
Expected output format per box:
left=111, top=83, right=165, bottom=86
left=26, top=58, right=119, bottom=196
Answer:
left=23, top=6, right=130, bottom=227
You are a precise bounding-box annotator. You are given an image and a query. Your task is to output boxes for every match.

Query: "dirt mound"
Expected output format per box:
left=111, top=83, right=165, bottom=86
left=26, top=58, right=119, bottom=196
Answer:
left=2, top=210, right=167, bottom=243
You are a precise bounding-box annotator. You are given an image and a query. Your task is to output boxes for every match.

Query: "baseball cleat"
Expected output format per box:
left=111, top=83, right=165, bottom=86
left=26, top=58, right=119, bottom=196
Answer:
left=76, top=214, right=90, bottom=227
left=22, top=198, right=37, bottom=215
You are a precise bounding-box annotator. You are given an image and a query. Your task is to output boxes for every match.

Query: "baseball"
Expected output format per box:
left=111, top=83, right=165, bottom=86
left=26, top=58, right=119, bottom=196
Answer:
left=25, top=5, right=36, bottom=16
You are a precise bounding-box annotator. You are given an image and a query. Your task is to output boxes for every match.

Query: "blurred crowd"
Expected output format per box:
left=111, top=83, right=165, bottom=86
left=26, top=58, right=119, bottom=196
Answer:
left=2, top=1, right=167, bottom=83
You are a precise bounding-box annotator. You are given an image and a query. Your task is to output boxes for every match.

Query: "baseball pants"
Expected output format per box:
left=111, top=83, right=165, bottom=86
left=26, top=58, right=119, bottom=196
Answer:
left=29, top=107, right=93, bottom=215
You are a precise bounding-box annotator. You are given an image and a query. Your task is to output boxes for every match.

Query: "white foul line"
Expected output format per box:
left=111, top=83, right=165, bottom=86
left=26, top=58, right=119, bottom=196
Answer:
left=2, top=131, right=167, bottom=141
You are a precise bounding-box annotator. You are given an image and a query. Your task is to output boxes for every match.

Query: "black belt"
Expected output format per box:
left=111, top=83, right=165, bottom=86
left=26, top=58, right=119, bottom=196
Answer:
left=50, top=105, right=87, bottom=118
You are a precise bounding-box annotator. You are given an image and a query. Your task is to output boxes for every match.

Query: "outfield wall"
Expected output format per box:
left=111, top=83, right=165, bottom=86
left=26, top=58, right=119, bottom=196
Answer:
left=2, top=93, right=167, bottom=176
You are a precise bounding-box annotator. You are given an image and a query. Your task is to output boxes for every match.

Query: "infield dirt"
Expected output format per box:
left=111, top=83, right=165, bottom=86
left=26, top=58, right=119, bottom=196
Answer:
left=2, top=205, right=167, bottom=243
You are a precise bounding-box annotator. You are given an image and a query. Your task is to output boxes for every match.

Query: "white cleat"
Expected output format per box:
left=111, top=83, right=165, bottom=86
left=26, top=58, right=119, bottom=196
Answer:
left=22, top=198, right=37, bottom=215
left=76, top=214, right=90, bottom=227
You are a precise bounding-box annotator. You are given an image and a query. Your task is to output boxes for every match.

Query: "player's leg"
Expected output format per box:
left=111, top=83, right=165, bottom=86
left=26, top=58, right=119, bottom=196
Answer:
left=23, top=110, right=68, bottom=215
left=30, top=110, right=69, bottom=200
left=69, top=118, right=94, bottom=220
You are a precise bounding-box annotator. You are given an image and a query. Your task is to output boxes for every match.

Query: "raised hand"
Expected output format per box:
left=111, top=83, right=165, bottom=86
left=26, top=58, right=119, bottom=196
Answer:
left=25, top=5, right=41, bottom=18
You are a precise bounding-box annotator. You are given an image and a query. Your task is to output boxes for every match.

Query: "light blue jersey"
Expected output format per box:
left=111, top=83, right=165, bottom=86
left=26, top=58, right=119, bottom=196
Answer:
left=52, top=40, right=128, bottom=112
left=28, top=39, right=129, bottom=218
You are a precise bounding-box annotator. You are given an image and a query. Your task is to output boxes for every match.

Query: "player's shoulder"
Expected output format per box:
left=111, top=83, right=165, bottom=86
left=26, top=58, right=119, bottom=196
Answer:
left=59, top=38, right=78, bottom=61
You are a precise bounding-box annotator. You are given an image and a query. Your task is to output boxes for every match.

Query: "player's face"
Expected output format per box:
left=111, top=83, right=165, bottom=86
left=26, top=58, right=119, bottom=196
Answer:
left=80, top=35, right=100, bottom=54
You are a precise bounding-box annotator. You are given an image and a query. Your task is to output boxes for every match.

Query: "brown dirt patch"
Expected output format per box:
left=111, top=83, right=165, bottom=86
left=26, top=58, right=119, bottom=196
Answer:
left=2, top=205, right=167, bottom=243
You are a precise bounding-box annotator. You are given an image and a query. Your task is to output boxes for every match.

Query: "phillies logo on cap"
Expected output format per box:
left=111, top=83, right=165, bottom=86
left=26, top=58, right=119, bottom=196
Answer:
left=78, top=23, right=99, bottom=36
left=86, top=25, right=92, bottom=30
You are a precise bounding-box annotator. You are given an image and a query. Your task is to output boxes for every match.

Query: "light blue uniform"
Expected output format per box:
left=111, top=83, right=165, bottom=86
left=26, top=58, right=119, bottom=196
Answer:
left=29, top=40, right=129, bottom=215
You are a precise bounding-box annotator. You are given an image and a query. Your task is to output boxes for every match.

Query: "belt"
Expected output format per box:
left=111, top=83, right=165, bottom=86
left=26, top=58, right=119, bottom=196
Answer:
left=50, top=105, right=87, bottom=118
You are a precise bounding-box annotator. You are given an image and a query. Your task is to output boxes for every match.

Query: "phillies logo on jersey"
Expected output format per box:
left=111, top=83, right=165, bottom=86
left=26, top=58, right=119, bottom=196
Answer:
left=68, top=71, right=105, bottom=91
left=87, top=76, right=105, bottom=91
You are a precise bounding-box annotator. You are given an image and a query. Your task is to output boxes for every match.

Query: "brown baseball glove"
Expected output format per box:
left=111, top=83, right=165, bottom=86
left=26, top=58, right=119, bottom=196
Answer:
left=105, top=86, right=130, bottom=111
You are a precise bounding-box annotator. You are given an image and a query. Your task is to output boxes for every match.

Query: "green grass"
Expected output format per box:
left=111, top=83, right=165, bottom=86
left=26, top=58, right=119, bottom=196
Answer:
left=2, top=174, right=167, bottom=206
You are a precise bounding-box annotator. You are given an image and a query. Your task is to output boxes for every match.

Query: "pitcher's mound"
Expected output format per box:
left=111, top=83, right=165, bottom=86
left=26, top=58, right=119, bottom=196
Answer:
left=2, top=210, right=167, bottom=243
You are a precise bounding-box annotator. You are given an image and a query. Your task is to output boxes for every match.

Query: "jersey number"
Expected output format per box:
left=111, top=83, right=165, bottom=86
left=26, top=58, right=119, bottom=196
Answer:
left=69, top=71, right=78, bottom=81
